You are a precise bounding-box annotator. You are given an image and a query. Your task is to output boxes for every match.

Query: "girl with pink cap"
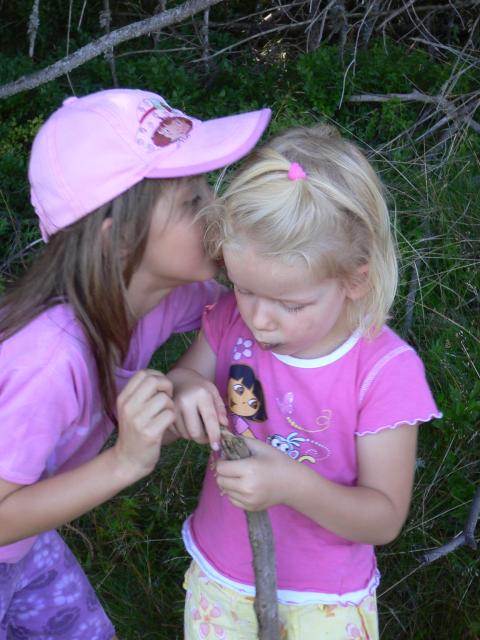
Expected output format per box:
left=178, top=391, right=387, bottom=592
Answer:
left=0, top=88, right=270, bottom=639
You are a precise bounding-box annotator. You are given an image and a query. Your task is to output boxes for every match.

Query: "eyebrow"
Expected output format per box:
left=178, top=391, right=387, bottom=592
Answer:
left=230, top=279, right=316, bottom=306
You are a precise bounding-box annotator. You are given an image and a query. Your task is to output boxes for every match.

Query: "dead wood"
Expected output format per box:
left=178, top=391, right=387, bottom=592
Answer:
left=0, top=0, right=225, bottom=100
left=220, top=428, right=280, bottom=640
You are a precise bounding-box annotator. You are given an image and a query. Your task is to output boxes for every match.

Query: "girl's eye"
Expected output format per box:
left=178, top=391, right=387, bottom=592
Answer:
left=234, top=285, right=251, bottom=296
left=283, top=304, right=306, bottom=313
left=233, top=384, right=244, bottom=395
left=191, top=195, right=202, bottom=209
left=248, top=399, right=259, bottom=409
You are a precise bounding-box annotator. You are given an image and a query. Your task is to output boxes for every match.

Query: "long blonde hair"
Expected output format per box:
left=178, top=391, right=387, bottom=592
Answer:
left=205, top=124, right=398, bottom=335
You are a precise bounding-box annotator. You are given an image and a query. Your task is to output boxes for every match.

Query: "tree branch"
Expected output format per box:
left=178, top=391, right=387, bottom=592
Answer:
left=0, top=0, right=225, bottom=100
left=220, top=429, right=280, bottom=640
left=419, top=485, right=480, bottom=564
left=27, top=0, right=41, bottom=58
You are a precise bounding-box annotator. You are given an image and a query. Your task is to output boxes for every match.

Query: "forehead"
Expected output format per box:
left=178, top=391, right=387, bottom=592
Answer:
left=173, top=175, right=209, bottom=196
left=223, top=244, right=323, bottom=298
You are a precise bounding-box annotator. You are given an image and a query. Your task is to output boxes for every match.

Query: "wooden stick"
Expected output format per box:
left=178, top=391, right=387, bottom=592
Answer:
left=220, top=428, right=281, bottom=640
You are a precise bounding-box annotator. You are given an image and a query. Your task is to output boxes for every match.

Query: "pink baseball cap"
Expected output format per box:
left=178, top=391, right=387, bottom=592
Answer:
left=29, top=88, right=271, bottom=240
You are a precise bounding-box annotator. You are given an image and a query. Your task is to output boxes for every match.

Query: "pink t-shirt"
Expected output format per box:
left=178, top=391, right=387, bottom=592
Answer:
left=0, top=280, right=221, bottom=563
left=184, top=292, right=441, bottom=604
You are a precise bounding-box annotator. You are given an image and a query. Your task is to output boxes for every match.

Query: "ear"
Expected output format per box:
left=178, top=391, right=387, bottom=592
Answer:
left=101, top=217, right=112, bottom=237
left=345, top=263, right=370, bottom=301
left=100, top=217, right=114, bottom=254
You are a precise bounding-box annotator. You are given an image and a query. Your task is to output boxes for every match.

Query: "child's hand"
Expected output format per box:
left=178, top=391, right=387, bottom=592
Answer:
left=215, top=438, right=295, bottom=511
left=114, top=369, right=176, bottom=480
left=169, top=367, right=228, bottom=451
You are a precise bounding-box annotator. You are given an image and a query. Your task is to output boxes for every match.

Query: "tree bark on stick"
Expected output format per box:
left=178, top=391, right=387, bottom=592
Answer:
left=220, top=429, right=280, bottom=640
left=419, top=485, right=480, bottom=565
left=0, top=0, right=225, bottom=100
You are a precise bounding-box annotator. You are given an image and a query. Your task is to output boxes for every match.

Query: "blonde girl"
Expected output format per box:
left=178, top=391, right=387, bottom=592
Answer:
left=0, top=88, right=270, bottom=639
left=170, top=124, right=441, bottom=639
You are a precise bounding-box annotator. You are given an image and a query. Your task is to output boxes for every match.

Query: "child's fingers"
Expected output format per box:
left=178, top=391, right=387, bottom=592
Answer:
left=171, top=414, right=190, bottom=441
left=134, top=391, right=176, bottom=427
left=216, top=458, right=246, bottom=478
left=176, top=405, right=210, bottom=445
left=211, top=389, right=228, bottom=426
left=146, top=406, right=177, bottom=439
left=119, top=370, right=173, bottom=407
left=197, top=402, right=222, bottom=451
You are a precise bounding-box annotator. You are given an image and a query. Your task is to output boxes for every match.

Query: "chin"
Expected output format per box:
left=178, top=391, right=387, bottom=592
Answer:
left=198, top=262, right=219, bottom=281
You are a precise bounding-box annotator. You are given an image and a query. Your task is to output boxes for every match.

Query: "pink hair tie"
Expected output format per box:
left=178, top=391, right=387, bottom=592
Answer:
left=287, top=161, right=306, bottom=181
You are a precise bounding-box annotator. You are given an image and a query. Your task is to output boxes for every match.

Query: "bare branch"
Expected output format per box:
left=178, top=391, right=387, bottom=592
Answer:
left=201, top=7, right=210, bottom=73
left=0, top=0, right=225, bottom=100
left=220, top=429, right=280, bottom=640
left=419, top=485, right=480, bottom=564
left=27, top=0, right=41, bottom=58
left=100, top=0, right=119, bottom=87
left=349, top=90, right=480, bottom=139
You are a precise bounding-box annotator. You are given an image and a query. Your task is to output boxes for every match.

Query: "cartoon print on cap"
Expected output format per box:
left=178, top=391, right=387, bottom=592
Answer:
left=136, top=97, right=193, bottom=151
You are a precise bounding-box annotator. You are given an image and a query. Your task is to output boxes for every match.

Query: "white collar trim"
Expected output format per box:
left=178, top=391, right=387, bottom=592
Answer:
left=271, top=330, right=362, bottom=368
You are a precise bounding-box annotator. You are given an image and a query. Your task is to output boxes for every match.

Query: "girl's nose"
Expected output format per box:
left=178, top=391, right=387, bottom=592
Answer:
left=251, top=300, right=276, bottom=332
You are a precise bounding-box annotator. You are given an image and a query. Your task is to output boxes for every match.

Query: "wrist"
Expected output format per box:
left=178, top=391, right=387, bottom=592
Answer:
left=108, top=445, right=151, bottom=488
left=279, top=456, right=309, bottom=508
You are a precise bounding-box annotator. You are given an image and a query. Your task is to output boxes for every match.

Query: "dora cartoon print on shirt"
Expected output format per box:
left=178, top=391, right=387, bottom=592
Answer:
left=227, top=364, right=267, bottom=439
left=227, top=360, right=330, bottom=465
left=136, top=97, right=193, bottom=151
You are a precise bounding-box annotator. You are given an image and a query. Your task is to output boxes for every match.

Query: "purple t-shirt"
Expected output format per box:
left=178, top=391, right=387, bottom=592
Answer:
left=184, top=292, right=441, bottom=604
left=0, top=281, right=221, bottom=563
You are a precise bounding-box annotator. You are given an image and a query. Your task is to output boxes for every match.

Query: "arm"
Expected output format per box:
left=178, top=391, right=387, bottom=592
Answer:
left=216, top=423, right=418, bottom=545
left=0, top=369, right=175, bottom=546
left=168, top=330, right=227, bottom=450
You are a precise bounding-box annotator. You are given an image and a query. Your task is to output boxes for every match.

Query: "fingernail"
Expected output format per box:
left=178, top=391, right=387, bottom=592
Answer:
left=211, top=442, right=220, bottom=452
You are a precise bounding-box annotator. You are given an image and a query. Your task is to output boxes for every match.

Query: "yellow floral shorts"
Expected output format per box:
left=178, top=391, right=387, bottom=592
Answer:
left=184, top=561, right=379, bottom=640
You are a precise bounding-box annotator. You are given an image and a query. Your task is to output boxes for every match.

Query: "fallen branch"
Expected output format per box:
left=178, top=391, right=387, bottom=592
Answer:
left=349, top=90, right=480, bottom=139
left=0, top=0, right=225, bottom=100
left=27, top=0, right=41, bottom=58
left=100, top=0, right=119, bottom=87
left=419, top=485, right=480, bottom=565
left=220, top=428, right=280, bottom=640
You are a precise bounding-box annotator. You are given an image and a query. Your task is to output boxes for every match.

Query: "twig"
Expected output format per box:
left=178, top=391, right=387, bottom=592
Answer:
left=305, top=0, right=337, bottom=52
left=100, top=0, right=118, bottom=87
left=220, top=428, right=280, bottom=640
left=419, top=485, right=480, bottom=564
left=0, top=239, right=43, bottom=275
left=0, top=0, right=225, bottom=100
left=191, top=18, right=312, bottom=63
left=153, top=0, right=167, bottom=46
left=201, top=7, right=210, bottom=73
left=349, top=90, right=480, bottom=140
left=27, top=0, right=40, bottom=58
left=377, top=0, right=417, bottom=31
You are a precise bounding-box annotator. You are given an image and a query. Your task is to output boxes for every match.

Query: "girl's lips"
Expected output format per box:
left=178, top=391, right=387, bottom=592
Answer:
left=258, top=341, right=281, bottom=351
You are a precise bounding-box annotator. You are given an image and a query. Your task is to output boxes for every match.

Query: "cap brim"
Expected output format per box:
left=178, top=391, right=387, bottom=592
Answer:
left=144, top=108, right=271, bottom=178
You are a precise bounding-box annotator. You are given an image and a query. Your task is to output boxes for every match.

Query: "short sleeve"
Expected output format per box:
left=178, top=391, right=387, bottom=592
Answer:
left=202, top=291, right=238, bottom=355
left=171, top=280, right=226, bottom=334
left=356, top=349, right=442, bottom=436
left=0, top=361, right=80, bottom=484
